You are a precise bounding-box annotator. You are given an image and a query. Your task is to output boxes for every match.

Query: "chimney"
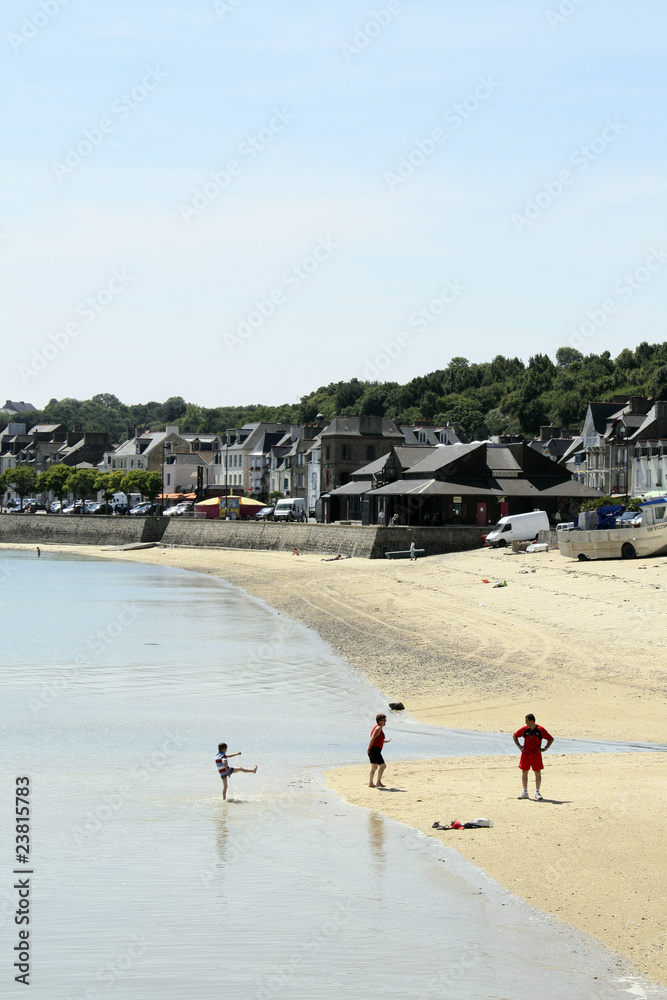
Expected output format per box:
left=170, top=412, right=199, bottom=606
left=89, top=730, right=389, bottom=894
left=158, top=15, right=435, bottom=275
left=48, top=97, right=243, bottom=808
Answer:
left=540, top=425, right=559, bottom=442
left=628, top=396, right=650, bottom=415
left=165, top=425, right=179, bottom=436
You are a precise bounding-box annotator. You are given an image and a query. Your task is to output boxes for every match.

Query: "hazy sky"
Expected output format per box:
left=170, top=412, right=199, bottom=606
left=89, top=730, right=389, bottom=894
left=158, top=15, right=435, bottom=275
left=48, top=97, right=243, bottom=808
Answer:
left=2, top=1, right=666, bottom=408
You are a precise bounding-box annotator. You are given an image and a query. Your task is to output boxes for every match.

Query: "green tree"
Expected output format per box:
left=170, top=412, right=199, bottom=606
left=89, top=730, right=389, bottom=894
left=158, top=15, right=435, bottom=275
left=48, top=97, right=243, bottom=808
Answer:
left=1, top=466, right=37, bottom=510
left=94, top=472, right=116, bottom=513
left=142, top=471, right=164, bottom=506
left=125, top=469, right=149, bottom=501
left=68, top=469, right=97, bottom=507
left=41, top=463, right=73, bottom=504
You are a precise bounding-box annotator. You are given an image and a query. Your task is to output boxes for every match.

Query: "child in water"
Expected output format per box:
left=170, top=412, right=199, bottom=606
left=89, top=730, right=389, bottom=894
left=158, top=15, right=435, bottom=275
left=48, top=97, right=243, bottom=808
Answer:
left=215, top=742, right=257, bottom=800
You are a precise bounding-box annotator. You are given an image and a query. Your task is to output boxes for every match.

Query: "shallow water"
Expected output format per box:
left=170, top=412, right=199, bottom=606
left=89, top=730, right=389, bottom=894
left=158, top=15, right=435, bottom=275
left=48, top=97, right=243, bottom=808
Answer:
left=1, top=551, right=664, bottom=999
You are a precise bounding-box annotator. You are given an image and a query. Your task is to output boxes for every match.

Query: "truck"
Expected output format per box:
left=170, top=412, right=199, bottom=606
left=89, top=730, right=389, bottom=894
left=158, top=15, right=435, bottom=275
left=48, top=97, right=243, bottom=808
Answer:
left=272, top=497, right=307, bottom=522
left=485, top=510, right=549, bottom=547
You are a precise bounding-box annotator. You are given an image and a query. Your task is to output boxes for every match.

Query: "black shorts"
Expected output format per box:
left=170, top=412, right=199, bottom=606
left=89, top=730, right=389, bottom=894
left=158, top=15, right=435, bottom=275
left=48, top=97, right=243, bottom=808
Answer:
left=368, top=747, right=384, bottom=766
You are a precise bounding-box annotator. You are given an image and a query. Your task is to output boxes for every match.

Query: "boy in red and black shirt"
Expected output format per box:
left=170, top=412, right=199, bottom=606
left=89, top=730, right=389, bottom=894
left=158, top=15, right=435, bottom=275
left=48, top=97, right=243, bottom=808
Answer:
left=513, top=714, right=554, bottom=800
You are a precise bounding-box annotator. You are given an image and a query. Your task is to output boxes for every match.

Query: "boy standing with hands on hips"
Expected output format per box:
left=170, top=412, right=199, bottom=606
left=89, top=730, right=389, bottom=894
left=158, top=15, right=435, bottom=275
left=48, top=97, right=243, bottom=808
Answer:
left=513, top=714, right=554, bottom=800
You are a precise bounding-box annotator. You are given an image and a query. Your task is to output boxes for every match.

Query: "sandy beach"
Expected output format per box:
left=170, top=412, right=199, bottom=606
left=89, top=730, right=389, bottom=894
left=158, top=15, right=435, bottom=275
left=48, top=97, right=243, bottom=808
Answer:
left=6, top=539, right=666, bottom=982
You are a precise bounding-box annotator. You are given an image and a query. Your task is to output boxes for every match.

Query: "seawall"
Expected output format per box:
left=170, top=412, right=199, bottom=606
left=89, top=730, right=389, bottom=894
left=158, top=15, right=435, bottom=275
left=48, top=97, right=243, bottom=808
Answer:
left=0, top=515, right=486, bottom=558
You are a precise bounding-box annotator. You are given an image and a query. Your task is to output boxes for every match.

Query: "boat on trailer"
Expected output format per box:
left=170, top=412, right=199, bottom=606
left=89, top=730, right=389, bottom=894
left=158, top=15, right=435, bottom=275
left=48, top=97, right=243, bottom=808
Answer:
left=558, top=496, right=667, bottom=560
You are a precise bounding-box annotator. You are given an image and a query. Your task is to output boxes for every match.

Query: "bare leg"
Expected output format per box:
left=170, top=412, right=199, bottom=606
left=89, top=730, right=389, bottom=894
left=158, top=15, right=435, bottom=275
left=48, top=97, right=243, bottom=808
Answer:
left=376, top=764, right=387, bottom=788
left=222, top=776, right=228, bottom=800
left=521, top=771, right=528, bottom=791
left=369, top=763, right=378, bottom=787
left=535, top=770, right=542, bottom=791
left=234, top=765, right=258, bottom=773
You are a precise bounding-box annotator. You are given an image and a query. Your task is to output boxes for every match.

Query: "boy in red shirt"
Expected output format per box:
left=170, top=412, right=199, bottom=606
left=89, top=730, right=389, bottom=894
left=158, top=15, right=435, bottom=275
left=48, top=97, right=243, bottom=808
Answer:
left=513, top=713, right=554, bottom=800
left=367, top=713, right=391, bottom=788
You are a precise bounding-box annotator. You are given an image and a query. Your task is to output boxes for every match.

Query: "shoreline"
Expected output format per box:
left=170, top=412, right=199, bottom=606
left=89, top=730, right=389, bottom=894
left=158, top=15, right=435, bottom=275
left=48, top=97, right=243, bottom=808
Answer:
left=5, top=540, right=666, bottom=985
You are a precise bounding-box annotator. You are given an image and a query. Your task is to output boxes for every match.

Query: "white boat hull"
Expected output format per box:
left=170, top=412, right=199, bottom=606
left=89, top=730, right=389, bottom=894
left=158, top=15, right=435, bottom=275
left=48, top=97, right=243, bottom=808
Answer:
left=558, top=520, right=667, bottom=560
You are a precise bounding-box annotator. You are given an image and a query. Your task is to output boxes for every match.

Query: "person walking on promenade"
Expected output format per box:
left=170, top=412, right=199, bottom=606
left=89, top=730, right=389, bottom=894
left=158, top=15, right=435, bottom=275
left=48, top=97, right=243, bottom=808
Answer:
left=513, top=714, right=554, bottom=800
left=215, top=742, right=258, bottom=800
left=368, top=713, right=391, bottom=788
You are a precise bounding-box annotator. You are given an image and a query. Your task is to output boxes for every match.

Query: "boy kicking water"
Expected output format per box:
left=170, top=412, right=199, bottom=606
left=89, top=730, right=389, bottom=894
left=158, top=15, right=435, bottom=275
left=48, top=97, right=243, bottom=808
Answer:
left=215, top=742, right=257, bottom=800
left=513, top=714, right=554, bottom=800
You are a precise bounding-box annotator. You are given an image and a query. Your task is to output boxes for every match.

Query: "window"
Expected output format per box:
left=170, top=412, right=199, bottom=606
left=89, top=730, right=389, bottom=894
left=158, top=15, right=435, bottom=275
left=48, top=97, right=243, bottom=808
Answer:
left=283, top=478, right=289, bottom=490
left=166, top=473, right=171, bottom=486
left=647, top=470, right=652, bottom=487
left=297, top=474, right=305, bottom=488
left=297, top=453, right=305, bottom=467
left=325, top=446, right=330, bottom=460
left=418, top=431, right=427, bottom=444
left=312, top=473, right=316, bottom=488
left=342, top=445, right=350, bottom=460
left=366, top=445, right=374, bottom=460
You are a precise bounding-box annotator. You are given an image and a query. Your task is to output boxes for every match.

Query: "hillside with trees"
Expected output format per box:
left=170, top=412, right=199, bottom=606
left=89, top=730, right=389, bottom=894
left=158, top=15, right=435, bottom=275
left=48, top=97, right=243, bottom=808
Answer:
left=3, top=342, right=666, bottom=443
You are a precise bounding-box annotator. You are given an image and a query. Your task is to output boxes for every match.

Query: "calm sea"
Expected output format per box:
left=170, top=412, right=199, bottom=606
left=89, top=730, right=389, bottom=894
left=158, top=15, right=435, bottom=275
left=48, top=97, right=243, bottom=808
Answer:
left=1, top=551, right=662, bottom=1000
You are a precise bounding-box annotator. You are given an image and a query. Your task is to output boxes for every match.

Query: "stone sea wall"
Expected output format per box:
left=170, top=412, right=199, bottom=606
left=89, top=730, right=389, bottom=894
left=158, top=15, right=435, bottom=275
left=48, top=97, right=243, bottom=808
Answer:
left=0, top=515, right=487, bottom=558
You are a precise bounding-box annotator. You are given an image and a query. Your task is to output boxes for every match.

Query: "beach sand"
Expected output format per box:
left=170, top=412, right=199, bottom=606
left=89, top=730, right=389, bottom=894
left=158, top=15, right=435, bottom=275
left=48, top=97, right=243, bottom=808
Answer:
left=7, top=539, right=666, bottom=981
left=326, top=753, right=667, bottom=985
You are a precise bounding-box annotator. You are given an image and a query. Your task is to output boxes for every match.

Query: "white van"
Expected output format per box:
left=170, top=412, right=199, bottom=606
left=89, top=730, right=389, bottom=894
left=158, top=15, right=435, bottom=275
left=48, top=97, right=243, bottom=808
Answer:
left=485, top=510, right=549, bottom=547
left=273, top=497, right=307, bottom=522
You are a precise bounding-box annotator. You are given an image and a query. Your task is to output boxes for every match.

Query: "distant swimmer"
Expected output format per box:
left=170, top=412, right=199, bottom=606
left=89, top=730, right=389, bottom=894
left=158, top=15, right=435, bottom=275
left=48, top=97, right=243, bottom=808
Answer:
left=215, top=742, right=257, bottom=800
left=36, top=547, right=41, bottom=557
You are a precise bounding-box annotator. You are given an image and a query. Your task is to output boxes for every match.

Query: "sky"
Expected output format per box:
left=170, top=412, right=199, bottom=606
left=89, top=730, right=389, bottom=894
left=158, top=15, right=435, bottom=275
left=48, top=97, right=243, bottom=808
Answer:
left=1, top=0, right=666, bottom=408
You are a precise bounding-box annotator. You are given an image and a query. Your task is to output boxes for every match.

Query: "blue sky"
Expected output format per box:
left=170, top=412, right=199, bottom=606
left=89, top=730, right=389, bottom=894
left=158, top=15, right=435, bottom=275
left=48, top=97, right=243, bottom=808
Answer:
left=1, top=0, right=666, bottom=407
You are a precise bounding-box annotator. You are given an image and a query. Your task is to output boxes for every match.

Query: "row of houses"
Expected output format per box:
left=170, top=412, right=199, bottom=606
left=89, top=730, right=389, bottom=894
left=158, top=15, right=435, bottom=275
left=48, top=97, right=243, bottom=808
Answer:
left=2, top=395, right=665, bottom=522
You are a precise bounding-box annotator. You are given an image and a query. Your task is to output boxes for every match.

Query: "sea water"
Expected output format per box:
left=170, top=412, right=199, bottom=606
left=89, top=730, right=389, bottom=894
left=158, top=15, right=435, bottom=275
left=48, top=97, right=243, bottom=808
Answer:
left=0, top=551, right=663, bottom=1000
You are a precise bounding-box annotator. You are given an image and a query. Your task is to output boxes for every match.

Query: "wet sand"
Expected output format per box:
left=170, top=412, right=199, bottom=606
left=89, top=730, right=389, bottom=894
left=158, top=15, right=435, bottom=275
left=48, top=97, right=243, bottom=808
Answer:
left=6, top=539, right=666, bottom=983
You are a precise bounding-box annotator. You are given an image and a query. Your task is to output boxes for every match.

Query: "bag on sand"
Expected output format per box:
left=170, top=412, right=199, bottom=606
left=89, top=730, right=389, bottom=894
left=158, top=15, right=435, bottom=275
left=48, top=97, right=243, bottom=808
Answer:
left=471, top=818, right=493, bottom=827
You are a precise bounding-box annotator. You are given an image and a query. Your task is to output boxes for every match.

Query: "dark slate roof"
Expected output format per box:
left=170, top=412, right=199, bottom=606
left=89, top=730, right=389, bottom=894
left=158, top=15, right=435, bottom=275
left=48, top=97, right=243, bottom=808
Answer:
left=328, top=481, right=374, bottom=496
left=589, top=402, right=625, bottom=434
left=320, top=417, right=402, bottom=438
left=486, top=446, right=521, bottom=472
left=405, top=442, right=485, bottom=476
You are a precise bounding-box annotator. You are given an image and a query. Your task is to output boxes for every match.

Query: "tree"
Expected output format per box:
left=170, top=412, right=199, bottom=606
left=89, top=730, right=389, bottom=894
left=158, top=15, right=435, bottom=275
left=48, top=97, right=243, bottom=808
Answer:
left=650, top=366, right=667, bottom=401
left=164, top=396, right=187, bottom=422
left=42, top=463, right=73, bottom=503
left=142, top=471, right=164, bottom=506
left=1, top=467, right=37, bottom=510
left=125, top=469, right=149, bottom=501
left=94, top=472, right=116, bottom=512
left=68, top=469, right=97, bottom=506
left=556, top=347, right=584, bottom=368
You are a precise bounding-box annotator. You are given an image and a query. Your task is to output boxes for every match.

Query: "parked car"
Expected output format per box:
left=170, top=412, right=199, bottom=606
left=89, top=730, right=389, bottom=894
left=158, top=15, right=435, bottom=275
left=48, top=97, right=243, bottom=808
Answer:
left=129, top=502, right=163, bottom=516
left=164, top=501, right=195, bottom=516
left=23, top=502, right=48, bottom=514
left=49, top=501, right=65, bottom=513
left=62, top=500, right=93, bottom=515
left=615, top=510, right=643, bottom=527
left=556, top=521, right=575, bottom=532
left=273, top=498, right=307, bottom=522
left=87, top=502, right=113, bottom=515
left=485, top=510, right=550, bottom=547
left=255, top=506, right=275, bottom=521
